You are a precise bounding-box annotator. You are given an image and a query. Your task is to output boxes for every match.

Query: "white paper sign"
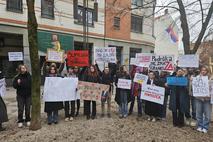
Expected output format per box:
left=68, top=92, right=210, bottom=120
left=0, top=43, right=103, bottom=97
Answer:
left=130, top=58, right=138, bottom=65
left=133, top=73, right=148, bottom=84
left=135, top=53, right=153, bottom=67
left=192, top=76, right=210, bottom=97
left=0, top=78, right=6, bottom=97
left=178, top=55, right=199, bottom=68
left=43, top=77, right=78, bottom=102
left=141, top=84, right=165, bottom=105
left=47, top=49, right=64, bottom=63
left=94, top=47, right=116, bottom=63
left=118, top=79, right=131, bottom=90
left=210, top=80, right=213, bottom=104
left=8, top=52, right=23, bottom=61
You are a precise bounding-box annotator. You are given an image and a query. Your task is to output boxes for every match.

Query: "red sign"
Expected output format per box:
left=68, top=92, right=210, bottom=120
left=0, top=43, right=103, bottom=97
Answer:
left=67, top=50, right=89, bottom=67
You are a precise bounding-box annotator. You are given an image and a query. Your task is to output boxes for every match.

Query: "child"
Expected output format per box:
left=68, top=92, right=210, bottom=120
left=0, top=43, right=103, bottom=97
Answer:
left=13, top=65, right=32, bottom=128
left=195, top=66, right=212, bottom=133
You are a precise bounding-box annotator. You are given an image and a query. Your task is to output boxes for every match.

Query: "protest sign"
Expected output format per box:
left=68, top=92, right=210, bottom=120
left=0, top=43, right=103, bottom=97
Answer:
left=0, top=78, right=6, bottom=97
left=117, top=79, right=132, bottom=90
left=43, top=77, right=78, bottom=102
left=149, top=55, right=174, bottom=71
left=78, top=81, right=109, bottom=101
left=47, top=48, right=64, bottom=63
left=133, top=73, right=148, bottom=84
left=167, top=77, right=188, bottom=86
left=130, top=58, right=138, bottom=65
left=210, top=80, right=213, bottom=104
left=178, top=55, right=199, bottom=68
left=141, top=84, right=165, bottom=105
left=67, top=50, right=89, bottom=67
left=8, top=52, right=23, bottom=61
left=192, top=76, right=210, bottom=97
left=135, top=53, right=152, bottom=67
left=94, top=47, right=116, bottom=63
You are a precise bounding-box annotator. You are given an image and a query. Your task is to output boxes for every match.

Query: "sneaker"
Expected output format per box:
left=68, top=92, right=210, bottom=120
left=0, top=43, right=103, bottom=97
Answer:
left=190, top=120, right=197, bottom=127
left=48, top=122, right=52, bottom=125
left=65, top=118, right=69, bottom=122
left=26, top=122, right=31, bottom=127
left=69, top=117, right=74, bottom=121
left=147, top=117, right=151, bottom=121
left=197, top=127, right=203, bottom=132
left=123, top=115, right=128, bottom=118
left=202, top=129, right=208, bottom=133
left=18, top=123, right=23, bottom=128
left=185, top=119, right=190, bottom=126
left=54, top=121, right=58, bottom=124
left=152, top=118, right=156, bottom=122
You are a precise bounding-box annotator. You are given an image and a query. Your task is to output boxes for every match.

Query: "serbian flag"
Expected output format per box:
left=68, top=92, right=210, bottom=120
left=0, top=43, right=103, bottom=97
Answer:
left=166, top=25, right=179, bottom=43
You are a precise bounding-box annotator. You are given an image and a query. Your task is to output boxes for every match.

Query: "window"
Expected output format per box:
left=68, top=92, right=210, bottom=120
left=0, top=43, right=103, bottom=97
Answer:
left=75, top=6, right=94, bottom=26
left=131, top=14, right=143, bottom=33
left=114, top=17, right=120, bottom=30
left=6, top=0, right=22, bottom=13
left=41, top=0, right=54, bottom=19
left=132, top=0, right=143, bottom=7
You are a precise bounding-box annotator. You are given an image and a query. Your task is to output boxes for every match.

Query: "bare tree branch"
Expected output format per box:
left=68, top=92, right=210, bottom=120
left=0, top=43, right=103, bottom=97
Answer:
left=198, top=0, right=204, bottom=24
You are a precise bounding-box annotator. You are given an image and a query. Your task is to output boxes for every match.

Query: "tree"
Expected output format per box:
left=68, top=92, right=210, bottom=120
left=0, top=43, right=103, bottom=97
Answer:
left=26, top=0, right=41, bottom=130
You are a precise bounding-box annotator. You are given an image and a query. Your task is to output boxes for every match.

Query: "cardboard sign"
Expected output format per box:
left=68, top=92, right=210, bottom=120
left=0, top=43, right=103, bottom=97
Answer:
left=135, top=53, right=152, bottom=67
left=192, top=76, right=210, bottom=97
left=210, top=80, right=213, bottom=104
left=67, top=50, right=89, bottom=67
left=8, top=52, right=23, bottom=61
left=178, top=55, right=199, bottom=68
left=43, top=77, right=78, bottom=102
left=133, top=73, right=148, bottom=84
left=0, top=78, right=6, bottom=97
left=94, top=47, right=116, bottom=63
left=149, top=55, right=174, bottom=71
left=167, top=77, right=188, bottom=86
left=141, top=84, right=165, bottom=105
left=78, top=81, right=109, bottom=101
left=117, top=79, right=132, bottom=90
left=47, top=48, right=64, bottom=63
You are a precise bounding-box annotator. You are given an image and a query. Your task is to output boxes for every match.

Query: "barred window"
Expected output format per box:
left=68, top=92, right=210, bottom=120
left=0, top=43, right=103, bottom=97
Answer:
left=7, top=0, right=22, bottom=13
left=41, top=0, right=54, bottom=19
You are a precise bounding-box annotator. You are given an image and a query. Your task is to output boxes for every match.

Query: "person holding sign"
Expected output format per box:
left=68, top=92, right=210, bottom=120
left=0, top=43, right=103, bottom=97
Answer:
left=194, top=66, right=212, bottom=133
left=44, top=65, right=63, bottom=125
left=13, top=65, right=32, bottom=128
left=115, top=65, right=131, bottom=118
left=83, top=65, right=101, bottom=120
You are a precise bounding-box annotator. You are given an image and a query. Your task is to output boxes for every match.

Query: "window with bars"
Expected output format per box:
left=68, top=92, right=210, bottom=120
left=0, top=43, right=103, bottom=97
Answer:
left=131, top=14, right=143, bottom=33
left=75, top=5, right=94, bottom=26
left=41, top=0, right=54, bottom=19
left=6, top=0, right=22, bottom=13
left=132, top=0, right=143, bottom=7
left=114, top=17, right=120, bottom=30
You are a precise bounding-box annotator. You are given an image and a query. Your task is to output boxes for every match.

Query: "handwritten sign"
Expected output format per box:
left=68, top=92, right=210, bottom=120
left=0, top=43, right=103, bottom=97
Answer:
left=141, top=84, right=165, bottom=105
left=78, top=81, right=109, bottom=101
left=210, top=80, right=213, bottom=104
left=135, top=53, right=152, bottom=67
left=192, top=76, right=210, bottom=97
left=67, top=50, right=89, bottom=67
left=133, top=73, right=148, bottom=84
left=178, top=55, right=199, bottom=68
left=43, top=77, right=78, bottom=102
left=167, top=77, right=188, bottom=86
left=0, top=78, right=6, bottom=97
left=47, top=48, right=64, bottom=63
left=130, top=58, right=138, bottom=65
left=149, top=55, right=174, bottom=71
left=8, top=52, right=23, bottom=61
left=94, top=47, right=116, bottom=63
left=117, top=79, right=132, bottom=90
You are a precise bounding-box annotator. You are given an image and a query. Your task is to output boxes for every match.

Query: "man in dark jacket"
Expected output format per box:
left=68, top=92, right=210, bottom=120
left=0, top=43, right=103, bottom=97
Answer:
left=0, top=71, right=8, bottom=131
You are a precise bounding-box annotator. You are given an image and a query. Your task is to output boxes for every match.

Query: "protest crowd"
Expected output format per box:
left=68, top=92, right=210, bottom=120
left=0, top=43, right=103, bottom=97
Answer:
left=0, top=50, right=213, bottom=136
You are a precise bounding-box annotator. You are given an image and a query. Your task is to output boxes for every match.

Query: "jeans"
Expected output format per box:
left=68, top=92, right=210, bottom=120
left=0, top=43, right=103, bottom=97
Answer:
left=47, top=111, right=58, bottom=123
left=119, top=90, right=128, bottom=116
left=101, top=92, right=111, bottom=115
left=64, top=101, right=75, bottom=118
left=196, top=99, right=212, bottom=130
left=129, top=95, right=142, bottom=115
left=17, top=95, right=31, bottom=123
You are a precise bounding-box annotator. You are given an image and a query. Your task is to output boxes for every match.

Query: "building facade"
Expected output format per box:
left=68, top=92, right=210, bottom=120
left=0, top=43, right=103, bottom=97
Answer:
left=0, top=0, right=155, bottom=80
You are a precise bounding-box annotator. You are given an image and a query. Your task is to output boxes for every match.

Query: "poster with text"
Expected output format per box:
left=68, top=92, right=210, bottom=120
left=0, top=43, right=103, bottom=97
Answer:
left=47, top=48, right=64, bottom=63
left=133, top=73, right=148, bottom=84
left=117, top=79, right=132, bottom=90
left=0, top=78, right=6, bottom=97
left=67, top=50, right=89, bottom=67
left=149, top=55, right=174, bottom=71
left=94, top=47, right=116, bottom=63
left=8, top=52, right=23, bottom=61
left=192, top=76, right=210, bottom=97
left=178, top=55, right=199, bottom=68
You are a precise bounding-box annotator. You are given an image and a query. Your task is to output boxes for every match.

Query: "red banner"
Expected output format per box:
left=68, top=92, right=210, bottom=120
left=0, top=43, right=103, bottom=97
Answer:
left=67, top=50, right=89, bottom=67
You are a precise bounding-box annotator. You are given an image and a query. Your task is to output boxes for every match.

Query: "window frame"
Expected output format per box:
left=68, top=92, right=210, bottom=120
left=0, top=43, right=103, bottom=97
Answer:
left=6, top=0, right=23, bottom=13
left=131, top=0, right=143, bottom=7
left=131, top=14, right=143, bottom=33
left=113, top=17, right=120, bottom=30
left=41, top=0, right=55, bottom=19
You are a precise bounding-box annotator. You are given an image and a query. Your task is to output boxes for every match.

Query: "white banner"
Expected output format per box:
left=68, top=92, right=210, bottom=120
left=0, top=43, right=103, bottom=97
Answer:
left=94, top=47, right=116, bottom=63
left=8, top=52, right=23, bottom=61
left=133, top=73, right=148, bottom=84
left=0, top=78, right=6, bottom=97
left=117, top=79, right=131, bottom=90
left=141, top=84, right=165, bottom=105
left=178, top=55, right=199, bottom=68
left=47, top=49, right=64, bottom=63
left=43, top=77, right=78, bottom=102
left=192, top=76, right=210, bottom=97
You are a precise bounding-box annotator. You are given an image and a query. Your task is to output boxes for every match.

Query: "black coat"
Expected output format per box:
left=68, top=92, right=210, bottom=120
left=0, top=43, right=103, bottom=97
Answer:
left=44, top=74, right=64, bottom=113
left=84, top=74, right=101, bottom=83
left=115, top=72, right=131, bottom=105
left=13, top=72, right=31, bottom=96
left=0, top=72, right=8, bottom=123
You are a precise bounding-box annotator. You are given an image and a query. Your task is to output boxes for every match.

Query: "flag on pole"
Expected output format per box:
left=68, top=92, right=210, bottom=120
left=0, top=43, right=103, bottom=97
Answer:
left=166, top=25, right=179, bottom=43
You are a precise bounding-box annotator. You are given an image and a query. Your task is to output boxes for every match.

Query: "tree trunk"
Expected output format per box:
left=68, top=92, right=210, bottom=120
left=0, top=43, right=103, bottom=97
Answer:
left=26, top=0, right=41, bottom=130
